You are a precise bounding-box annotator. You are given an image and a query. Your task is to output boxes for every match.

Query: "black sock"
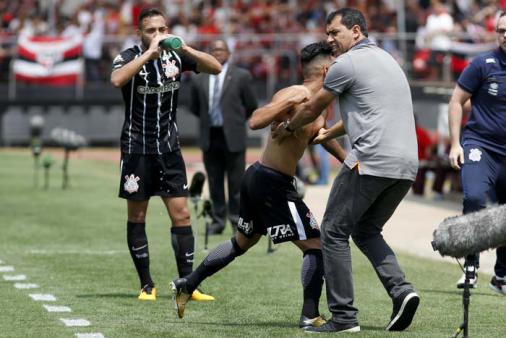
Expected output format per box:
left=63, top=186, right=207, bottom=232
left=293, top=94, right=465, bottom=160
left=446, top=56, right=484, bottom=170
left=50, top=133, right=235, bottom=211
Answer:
left=171, top=226, right=195, bottom=278
left=127, top=222, right=153, bottom=289
left=186, top=237, right=245, bottom=292
left=301, top=249, right=324, bottom=318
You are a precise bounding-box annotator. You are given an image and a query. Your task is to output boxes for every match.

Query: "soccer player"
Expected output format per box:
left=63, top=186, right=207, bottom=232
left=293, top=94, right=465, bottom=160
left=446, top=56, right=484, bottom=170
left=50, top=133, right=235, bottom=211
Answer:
left=171, top=42, right=347, bottom=328
left=110, top=8, right=221, bottom=301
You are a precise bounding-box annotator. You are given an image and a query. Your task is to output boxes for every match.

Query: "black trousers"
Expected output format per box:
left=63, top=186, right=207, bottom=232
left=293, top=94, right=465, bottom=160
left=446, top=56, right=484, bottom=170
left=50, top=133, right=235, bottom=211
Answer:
left=203, top=127, right=245, bottom=231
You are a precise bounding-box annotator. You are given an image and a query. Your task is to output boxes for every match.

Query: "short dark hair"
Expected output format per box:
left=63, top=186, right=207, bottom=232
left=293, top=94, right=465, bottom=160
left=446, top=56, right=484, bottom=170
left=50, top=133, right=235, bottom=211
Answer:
left=138, top=8, right=165, bottom=29
left=301, top=41, right=333, bottom=66
left=326, top=7, right=368, bottom=37
left=300, top=41, right=333, bottom=77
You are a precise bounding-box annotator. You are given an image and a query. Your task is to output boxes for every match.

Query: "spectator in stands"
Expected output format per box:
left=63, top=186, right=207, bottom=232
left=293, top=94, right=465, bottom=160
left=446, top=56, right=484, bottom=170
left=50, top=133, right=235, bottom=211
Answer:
left=82, top=11, right=104, bottom=82
left=424, top=2, right=454, bottom=80
left=1, top=0, right=506, bottom=86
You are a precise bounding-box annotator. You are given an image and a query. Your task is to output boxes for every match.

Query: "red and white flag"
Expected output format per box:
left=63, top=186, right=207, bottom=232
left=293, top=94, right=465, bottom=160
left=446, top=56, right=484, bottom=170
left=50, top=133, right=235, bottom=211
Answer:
left=13, top=35, right=83, bottom=85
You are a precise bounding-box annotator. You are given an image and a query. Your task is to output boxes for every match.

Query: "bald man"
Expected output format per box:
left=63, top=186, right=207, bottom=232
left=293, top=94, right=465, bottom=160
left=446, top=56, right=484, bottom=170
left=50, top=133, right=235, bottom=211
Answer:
left=189, top=39, right=258, bottom=235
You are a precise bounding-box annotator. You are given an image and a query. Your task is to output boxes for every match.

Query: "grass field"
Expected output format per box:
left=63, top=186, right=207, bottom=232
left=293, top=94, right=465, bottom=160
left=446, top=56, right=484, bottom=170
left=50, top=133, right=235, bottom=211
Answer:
left=0, top=149, right=504, bottom=338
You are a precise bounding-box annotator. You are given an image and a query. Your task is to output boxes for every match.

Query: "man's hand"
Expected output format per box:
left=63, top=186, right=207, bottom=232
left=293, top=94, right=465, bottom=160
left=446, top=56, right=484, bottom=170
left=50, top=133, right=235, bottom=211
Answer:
left=287, top=86, right=311, bottom=105
left=448, top=144, right=464, bottom=169
left=312, top=127, right=330, bottom=144
left=271, top=122, right=293, bottom=142
left=146, top=34, right=183, bottom=60
left=270, top=121, right=281, bottom=132
left=145, top=35, right=164, bottom=60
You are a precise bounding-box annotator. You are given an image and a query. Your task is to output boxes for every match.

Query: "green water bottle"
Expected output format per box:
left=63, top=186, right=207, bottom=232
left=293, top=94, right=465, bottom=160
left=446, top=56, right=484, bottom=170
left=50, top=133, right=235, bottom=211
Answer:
left=159, top=37, right=183, bottom=50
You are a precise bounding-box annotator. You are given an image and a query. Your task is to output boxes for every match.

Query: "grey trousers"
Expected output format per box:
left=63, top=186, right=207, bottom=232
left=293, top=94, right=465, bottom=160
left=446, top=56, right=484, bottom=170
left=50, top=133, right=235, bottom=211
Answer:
left=321, top=165, right=414, bottom=324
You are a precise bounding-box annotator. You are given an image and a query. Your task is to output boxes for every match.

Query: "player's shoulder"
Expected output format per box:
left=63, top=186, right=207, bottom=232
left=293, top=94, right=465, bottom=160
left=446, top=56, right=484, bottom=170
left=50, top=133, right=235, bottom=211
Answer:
left=113, top=46, right=140, bottom=65
left=120, top=45, right=140, bottom=56
left=272, top=85, right=308, bottom=100
left=284, top=85, right=310, bottom=94
left=470, top=49, right=499, bottom=67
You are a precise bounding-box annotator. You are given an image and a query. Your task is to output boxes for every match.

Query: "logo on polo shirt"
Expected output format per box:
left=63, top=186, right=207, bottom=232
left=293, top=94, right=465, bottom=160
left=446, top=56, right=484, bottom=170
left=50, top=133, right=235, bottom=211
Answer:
left=469, top=148, right=482, bottom=162
left=488, top=82, right=499, bottom=96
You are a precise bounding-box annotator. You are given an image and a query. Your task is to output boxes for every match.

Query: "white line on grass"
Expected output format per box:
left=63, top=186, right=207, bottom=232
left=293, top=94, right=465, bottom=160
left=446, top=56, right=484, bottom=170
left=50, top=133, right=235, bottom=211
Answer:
left=14, top=283, right=39, bottom=289
left=43, top=305, right=72, bottom=312
left=3, top=274, right=26, bottom=281
left=75, top=333, right=105, bottom=338
left=59, top=318, right=91, bottom=327
left=29, top=294, right=56, bottom=301
left=0, top=266, right=14, bottom=272
left=28, top=249, right=123, bottom=256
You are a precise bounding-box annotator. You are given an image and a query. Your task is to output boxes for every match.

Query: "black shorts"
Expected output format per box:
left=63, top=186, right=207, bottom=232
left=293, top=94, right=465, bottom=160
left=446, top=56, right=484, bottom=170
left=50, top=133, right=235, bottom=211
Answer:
left=118, top=151, right=189, bottom=200
left=237, top=162, right=320, bottom=244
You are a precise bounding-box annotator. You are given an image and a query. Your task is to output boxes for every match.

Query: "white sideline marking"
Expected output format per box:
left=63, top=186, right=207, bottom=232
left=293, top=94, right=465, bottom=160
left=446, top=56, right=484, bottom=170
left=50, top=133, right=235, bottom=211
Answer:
left=0, top=266, right=14, bottom=272
left=75, top=333, right=105, bottom=338
left=29, top=249, right=123, bottom=256
left=3, top=274, right=26, bottom=281
left=43, top=305, right=72, bottom=312
left=29, top=294, right=56, bottom=301
left=14, top=283, right=39, bottom=289
left=60, top=318, right=91, bottom=327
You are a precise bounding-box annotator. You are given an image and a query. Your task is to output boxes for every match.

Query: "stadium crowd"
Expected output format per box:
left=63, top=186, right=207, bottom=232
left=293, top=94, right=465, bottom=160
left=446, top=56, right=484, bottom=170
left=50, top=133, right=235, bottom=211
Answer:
left=1, top=0, right=505, bottom=82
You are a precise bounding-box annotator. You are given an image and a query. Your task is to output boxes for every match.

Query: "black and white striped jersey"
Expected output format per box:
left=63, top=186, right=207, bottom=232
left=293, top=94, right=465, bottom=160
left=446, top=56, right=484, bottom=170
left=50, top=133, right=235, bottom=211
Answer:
left=112, top=45, right=197, bottom=154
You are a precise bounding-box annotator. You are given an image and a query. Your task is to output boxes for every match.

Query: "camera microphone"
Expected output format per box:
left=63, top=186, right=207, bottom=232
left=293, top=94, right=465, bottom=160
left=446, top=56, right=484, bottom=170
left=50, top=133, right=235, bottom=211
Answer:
left=432, top=204, right=506, bottom=258
left=189, top=171, right=206, bottom=199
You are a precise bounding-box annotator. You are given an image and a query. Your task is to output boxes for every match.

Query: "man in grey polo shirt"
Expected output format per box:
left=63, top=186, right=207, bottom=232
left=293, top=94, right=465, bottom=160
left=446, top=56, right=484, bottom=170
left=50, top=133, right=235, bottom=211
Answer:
left=274, top=8, right=420, bottom=334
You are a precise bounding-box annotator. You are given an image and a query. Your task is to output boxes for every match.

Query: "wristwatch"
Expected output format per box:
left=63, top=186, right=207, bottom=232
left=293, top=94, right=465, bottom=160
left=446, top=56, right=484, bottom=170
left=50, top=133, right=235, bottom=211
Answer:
left=282, top=120, right=295, bottom=133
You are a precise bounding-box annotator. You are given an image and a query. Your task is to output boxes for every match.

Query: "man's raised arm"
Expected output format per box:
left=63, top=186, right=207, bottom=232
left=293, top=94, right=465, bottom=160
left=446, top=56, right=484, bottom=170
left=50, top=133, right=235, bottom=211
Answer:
left=272, top=87, right=334, bottom=139
left=248, top=85, right=310, bottom=130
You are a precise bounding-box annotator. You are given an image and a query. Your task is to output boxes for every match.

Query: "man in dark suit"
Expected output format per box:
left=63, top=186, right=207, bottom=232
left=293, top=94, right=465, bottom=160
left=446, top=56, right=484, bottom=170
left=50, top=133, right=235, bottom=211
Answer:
left=190, top=39, right=258, bottom=234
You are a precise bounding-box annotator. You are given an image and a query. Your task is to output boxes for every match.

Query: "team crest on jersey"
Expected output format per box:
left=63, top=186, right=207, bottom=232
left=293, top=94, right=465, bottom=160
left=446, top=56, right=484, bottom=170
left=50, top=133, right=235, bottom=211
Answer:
left=163, top=60, right=179, bottom=80
left=468, top=148, right=482, bottom=162
left=488, top=82, right=498, bottom=96
left=124, top=174, right=140, bottom=193
left=306, top=211, right=319, bottom=229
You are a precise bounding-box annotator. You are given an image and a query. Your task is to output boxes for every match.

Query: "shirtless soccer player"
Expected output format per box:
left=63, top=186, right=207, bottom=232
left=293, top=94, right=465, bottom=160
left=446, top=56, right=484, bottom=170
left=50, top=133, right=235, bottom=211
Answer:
left=171, top=42, right=346, bottom=328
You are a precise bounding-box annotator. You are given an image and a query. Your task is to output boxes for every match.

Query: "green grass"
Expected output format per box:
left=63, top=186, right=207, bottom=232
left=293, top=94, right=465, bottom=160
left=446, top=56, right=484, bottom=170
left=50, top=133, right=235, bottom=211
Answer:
left=0, top=149, right=503, bottom=338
